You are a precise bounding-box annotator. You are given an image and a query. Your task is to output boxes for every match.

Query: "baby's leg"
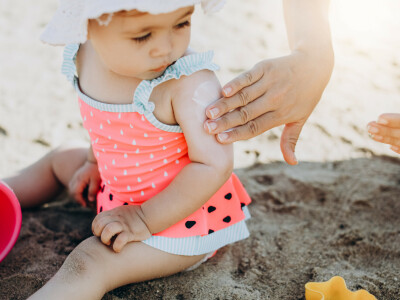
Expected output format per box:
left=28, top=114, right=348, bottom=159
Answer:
left=28, top=236, right=206, bottom=300
left=3, top=141, right=88, bottom=208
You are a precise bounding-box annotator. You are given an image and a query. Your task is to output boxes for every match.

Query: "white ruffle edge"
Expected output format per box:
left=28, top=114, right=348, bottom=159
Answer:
left=40, top=0, right=226, bottom=46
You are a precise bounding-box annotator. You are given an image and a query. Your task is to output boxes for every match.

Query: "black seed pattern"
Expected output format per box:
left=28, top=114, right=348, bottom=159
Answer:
left=224, top=193, right=232, bottom=200
left=123, top=202, right=128, bottom=205
left=100, top=206, right=103, bottom=212
left=109, top=194, right=113, bottom=201
left=101, top=185, right=105, bottom=193
left=240, top=203, right=245, bottom=210
left=223, top=216, right=231, bottom=223
left=185, top=221, right=196, bottom=229
left=208, top=229, right=214, bottom=234
left=208, top=206, right=216, bottom=213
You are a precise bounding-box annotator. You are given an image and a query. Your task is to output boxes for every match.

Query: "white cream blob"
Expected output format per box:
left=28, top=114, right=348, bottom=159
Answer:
left=191, top=81, right=221, bottom=122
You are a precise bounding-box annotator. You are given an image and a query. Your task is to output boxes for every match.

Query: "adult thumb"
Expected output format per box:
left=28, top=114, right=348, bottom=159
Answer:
left=280, top=122, right=304, bottom=165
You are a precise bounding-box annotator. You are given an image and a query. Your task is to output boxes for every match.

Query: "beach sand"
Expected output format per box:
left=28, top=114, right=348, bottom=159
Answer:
left=1, top=0, right=399, bottom=299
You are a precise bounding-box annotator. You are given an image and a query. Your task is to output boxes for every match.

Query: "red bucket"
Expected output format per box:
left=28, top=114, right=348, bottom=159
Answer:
left=0, top=181, right=22, bottom=262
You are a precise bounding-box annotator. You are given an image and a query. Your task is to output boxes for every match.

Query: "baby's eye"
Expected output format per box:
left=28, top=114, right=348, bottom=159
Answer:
left=132, top=33, right=151, bottom=43
left=175, top=21, right=190, bottom=29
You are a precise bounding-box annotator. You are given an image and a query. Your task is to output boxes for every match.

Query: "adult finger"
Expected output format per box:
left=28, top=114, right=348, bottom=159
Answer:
left=113, top=231, right=131, bottom=253
left=222, top=63, right=264, bottom=97
left=390, top=146, right=400, bottom=154
left=367, top=123, right=400, bottom=140
left=101, top=222, right=123, bottom=246
left=377, top=113, right=400, bottom=128
left=206, top=64, right=264, bottom=119
left=216, top=111, right=280, bottom=143
left=280, top=122, right=305, bottom=165
left=370, top=134, right=400, bottom=147
left=204, top=91, right=274, bottom=134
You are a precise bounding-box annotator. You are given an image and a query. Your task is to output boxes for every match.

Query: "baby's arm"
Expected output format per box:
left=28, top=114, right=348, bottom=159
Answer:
left=92, top=70, right=232, bottom=252
left=142, top=70, right=232, bottom=232
left=368, top=113, right=400, bottom=154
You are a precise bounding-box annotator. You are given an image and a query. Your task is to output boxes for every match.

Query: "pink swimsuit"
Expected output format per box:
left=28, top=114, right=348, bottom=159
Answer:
left=63, top=44, right=251, bottom=255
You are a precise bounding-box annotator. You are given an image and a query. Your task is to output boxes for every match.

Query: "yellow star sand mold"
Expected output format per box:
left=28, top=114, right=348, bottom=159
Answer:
left=305, top=276, right=377, bottom=300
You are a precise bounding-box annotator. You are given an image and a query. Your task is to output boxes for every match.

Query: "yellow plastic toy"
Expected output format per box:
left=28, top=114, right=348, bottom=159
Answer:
left=305, top=276, right=377, bottom=300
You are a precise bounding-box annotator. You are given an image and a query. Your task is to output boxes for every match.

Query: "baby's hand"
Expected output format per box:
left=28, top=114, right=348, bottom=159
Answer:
left=368, top=113, right=400, bottom=154
left=92, top=205, right=152, bottom=252
left=69, top=161, right=101, bottom=207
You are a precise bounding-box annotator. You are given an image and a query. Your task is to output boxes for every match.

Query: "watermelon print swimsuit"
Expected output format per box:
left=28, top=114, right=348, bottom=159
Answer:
left=62, top=44, right=252, bottom=256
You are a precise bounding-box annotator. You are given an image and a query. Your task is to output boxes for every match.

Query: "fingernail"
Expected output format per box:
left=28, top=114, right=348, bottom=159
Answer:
left=223, top=86, right=232, bottom=97
left=205, top=121, right=217, bottom=132
left=377, top=118, right=388, bottom=125
left=217, top=132, right=229, bottom=142
left=368, top=126, right=379, bottom=134
left=374, top=135, right=383, bottom=140
left=209, top=107, right=219, bottom=119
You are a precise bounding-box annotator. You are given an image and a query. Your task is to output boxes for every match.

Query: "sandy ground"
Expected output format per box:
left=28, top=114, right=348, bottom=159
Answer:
left=1, top=0, right=399, bottom=299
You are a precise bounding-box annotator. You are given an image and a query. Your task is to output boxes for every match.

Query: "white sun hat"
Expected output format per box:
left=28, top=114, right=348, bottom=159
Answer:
left=40, top=0, right=225, bottom=46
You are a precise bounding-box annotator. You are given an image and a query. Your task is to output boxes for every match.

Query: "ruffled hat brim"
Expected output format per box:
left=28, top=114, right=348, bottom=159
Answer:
left=40, top=0, right=225, bottom=46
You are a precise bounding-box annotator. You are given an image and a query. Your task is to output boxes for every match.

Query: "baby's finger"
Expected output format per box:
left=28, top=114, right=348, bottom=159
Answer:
left=101, top=222, right=123, bottom=246
left=92, top=213, right=114, bottom=237
left=88, top=178, right=100, bottom=202
left=377, top=113, right=400, bottom=128
left=222, top=63, right=264, bottom=97
left=112, top=231, right=131, bottom=253
left=69, top=180, right=87, bottom=207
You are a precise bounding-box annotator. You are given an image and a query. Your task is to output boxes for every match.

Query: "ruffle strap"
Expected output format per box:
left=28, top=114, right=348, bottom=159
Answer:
left=61, top=44, right=220, bottom=115
left=132, top=51, right=219, bottom=114
left=61, top=43, right=79, bottom=84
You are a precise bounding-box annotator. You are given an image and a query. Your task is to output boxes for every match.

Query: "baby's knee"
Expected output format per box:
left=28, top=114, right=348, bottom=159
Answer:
left=59, top=237, right=104, bottom=281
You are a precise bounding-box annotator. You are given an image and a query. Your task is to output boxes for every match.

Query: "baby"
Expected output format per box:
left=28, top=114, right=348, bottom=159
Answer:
left=3, top=1, right=252, bottom=299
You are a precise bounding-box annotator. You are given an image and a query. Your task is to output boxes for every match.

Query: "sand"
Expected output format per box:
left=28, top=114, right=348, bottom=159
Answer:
left=1, top=0, right=399, bottom=299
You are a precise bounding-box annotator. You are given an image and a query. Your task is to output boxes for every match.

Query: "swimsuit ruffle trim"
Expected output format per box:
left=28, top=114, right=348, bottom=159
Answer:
left=143, top=206, right=251, bottom=255
left=132, top=51, right=219, bottom=114
left=61, top=44, right=219, bottom=117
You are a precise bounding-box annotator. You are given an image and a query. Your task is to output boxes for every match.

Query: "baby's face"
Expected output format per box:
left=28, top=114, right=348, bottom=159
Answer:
left=88, top=6, right=194, bottom=80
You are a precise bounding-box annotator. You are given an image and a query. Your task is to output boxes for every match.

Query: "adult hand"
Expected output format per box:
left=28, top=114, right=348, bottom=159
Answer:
left=368, top=113, right=400, bottom=154
left=204, top=50, right=333, bottom=165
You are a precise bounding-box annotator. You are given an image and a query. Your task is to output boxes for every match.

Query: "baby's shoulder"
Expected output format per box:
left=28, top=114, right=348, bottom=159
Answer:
left=170, top=66, right=221, bottom=106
